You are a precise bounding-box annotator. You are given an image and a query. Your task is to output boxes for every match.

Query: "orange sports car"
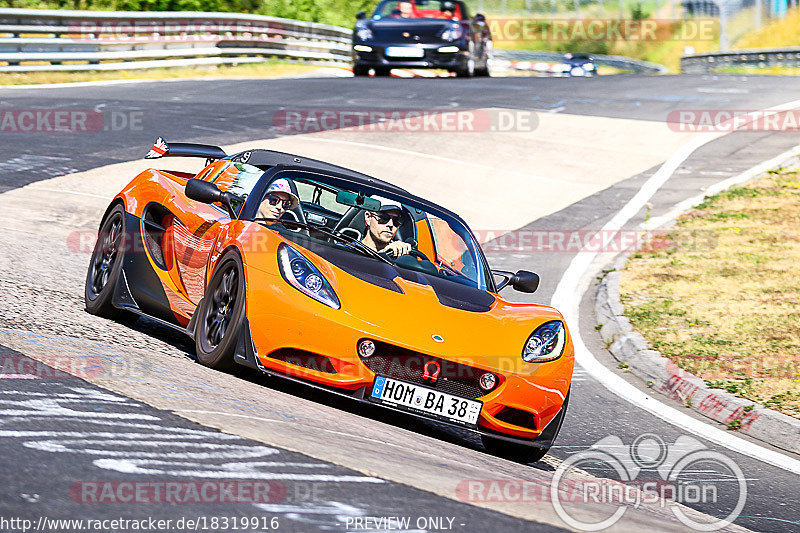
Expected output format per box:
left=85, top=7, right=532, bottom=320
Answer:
left=85, top=137, right=574, bottom=462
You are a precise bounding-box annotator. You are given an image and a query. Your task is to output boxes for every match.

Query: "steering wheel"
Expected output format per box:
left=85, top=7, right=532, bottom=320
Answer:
left=406, top=249, right=432, bottom=263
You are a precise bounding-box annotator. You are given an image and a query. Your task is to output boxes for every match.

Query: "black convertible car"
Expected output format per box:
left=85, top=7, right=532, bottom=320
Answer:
left=352, top=0, right=492, bottom=77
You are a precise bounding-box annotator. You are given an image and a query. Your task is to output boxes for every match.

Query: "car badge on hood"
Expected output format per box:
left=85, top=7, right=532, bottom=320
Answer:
left=432, top=334, right=444, bottom=343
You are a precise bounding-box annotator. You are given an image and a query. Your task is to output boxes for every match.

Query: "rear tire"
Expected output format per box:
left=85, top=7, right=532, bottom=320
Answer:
left=85, top=204, right=126, bottom=318
left=194, top=252, right=246, bottom=371
left=373, top=67, right=391, bottom=77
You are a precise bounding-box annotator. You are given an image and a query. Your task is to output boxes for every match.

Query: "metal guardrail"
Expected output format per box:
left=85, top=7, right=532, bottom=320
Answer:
left=681, top=47, right=800, bottom=73
left=0, top=8, right=669, bottom=74
left=492, top=49, right=668, bottom=75
left=0, top=8, right=353, bottom=71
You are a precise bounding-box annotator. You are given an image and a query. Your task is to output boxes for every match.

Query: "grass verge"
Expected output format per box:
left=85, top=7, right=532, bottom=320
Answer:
left=713, top=65, right=800, bottom=76
left=0, top=60, right=329, bottom=86
left=620, top=164, right=800, bottom=419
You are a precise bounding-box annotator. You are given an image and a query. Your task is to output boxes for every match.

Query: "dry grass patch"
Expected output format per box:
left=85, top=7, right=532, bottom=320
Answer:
left=0, top=60, right=327, bottom=86
left=620, top=166, right=800, bottom=418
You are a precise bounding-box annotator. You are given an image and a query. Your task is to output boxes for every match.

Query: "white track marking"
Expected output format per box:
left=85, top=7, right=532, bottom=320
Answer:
left=26, top=186, right=112, bottom=199
left=551, top=100, right=800, bottom=474
left=287, top=136, right=569, bottom=185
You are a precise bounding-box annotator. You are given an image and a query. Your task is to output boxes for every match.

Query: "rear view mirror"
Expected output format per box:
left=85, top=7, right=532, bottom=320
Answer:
left=336, top=190, right=381, bottom=211
left=494, top=269, right=539, bottom=293
left=356, top=10, right=366, bottom=20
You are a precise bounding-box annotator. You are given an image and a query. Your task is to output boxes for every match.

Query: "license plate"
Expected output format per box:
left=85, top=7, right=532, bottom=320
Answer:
left=385, top=46, right=425, bottom=58
left=370, top=376, right=481, bottom=427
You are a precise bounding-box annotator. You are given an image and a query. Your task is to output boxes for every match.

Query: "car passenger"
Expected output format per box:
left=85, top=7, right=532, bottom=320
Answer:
left=256, top=178, right=300, bottom=220
left=361, top=197, right=412, bottom=258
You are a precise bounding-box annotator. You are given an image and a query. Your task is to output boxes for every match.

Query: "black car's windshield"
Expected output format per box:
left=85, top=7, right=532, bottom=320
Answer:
left=373, top=0, right=466, bottom=20
left=249, top=169, right=492, bottom=292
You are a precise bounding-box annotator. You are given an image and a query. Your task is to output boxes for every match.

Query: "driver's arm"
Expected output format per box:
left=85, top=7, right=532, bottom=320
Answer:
left=383, top=241, right=412, bottom=258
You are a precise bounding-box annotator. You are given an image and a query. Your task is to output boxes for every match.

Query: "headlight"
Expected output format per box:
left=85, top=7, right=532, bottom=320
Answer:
left=278, top=243, right=340, bottom=309
left=355, top=21, right=373, bottom=41
left=522, top=321, right=565, bottom=362
left=440, top=22, right=463, bottom=41
left=584, top=63, right=595, bottom=70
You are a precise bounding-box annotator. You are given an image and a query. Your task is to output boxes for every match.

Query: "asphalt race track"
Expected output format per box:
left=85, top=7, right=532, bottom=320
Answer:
left=1, top=73, right=799, bottom=532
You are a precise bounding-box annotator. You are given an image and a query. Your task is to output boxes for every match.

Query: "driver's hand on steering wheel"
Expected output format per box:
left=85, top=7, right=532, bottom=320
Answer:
left=384, top=241, right=412, bottom=258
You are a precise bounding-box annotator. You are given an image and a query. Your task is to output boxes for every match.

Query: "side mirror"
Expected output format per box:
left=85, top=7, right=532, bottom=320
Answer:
left=494, top=269, right=539, bottom=293
left=185, top=178, right=237, bottom=219
left=356, top=10, right=366, bottom=20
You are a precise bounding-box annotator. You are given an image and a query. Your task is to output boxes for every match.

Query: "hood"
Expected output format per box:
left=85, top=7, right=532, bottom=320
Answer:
left=367, top=18, right=457, bottom=43
left=279, top=234, right=563, bottom=360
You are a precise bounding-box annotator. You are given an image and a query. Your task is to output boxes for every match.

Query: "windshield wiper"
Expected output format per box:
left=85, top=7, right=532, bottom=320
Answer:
left=256, top=218, right=393, bottom=265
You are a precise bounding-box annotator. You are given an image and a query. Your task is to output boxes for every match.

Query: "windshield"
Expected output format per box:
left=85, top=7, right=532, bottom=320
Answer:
left=248, top=169, right=492, bottom=292
left=373, top=0, right=465, bottom=20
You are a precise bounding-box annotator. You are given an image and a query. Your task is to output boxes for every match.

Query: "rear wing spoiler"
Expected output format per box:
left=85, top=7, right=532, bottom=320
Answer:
left=144, top=137, right=227, bottom=160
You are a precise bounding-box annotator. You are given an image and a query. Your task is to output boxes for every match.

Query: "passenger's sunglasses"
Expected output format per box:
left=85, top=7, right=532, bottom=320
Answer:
left=372, top=212, right=403, bottom=227
left=265, top=194, right=293, bottom=210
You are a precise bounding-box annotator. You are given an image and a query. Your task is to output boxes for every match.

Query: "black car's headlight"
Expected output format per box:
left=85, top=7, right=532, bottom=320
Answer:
left=439, top=22, right=463, bottom=41
left=355, top=20, right=373, bottom=41
left=278, top=243, right=340, bottom=309
left=522, top=321, right=565, bottom=362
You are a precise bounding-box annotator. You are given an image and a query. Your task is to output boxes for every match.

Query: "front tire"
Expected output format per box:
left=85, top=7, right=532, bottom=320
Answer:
left=85, top=204, right=126, bottom=318
left=353, top=64, right=370, bottom=76
left=194, top=252, right=246, bottom=371
left=456, top=58, right=475, bottom=78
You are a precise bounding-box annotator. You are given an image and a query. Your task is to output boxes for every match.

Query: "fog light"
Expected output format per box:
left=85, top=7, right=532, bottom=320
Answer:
left=438, top=46, right=459, bottom=53
left=358, top=339, right=376, bottom=358
left=479, top=372, right=497, bottom=391
left=354, top=45, right=373, bottom=52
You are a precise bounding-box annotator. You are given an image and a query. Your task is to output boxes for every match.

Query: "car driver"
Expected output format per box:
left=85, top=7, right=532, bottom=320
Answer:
left=256, top=178, right=300, bottom=220
left=438, top=1, right=456, bottom=19
left=362, top=197, right=412, bottom=258
left=395, top=0, right=414, bottom=17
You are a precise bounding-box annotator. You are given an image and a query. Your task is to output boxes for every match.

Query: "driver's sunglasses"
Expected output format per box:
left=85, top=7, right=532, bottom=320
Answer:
left=265, top=194, right=292, bottom=210
left=373, top=212, right=403, bottom=227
